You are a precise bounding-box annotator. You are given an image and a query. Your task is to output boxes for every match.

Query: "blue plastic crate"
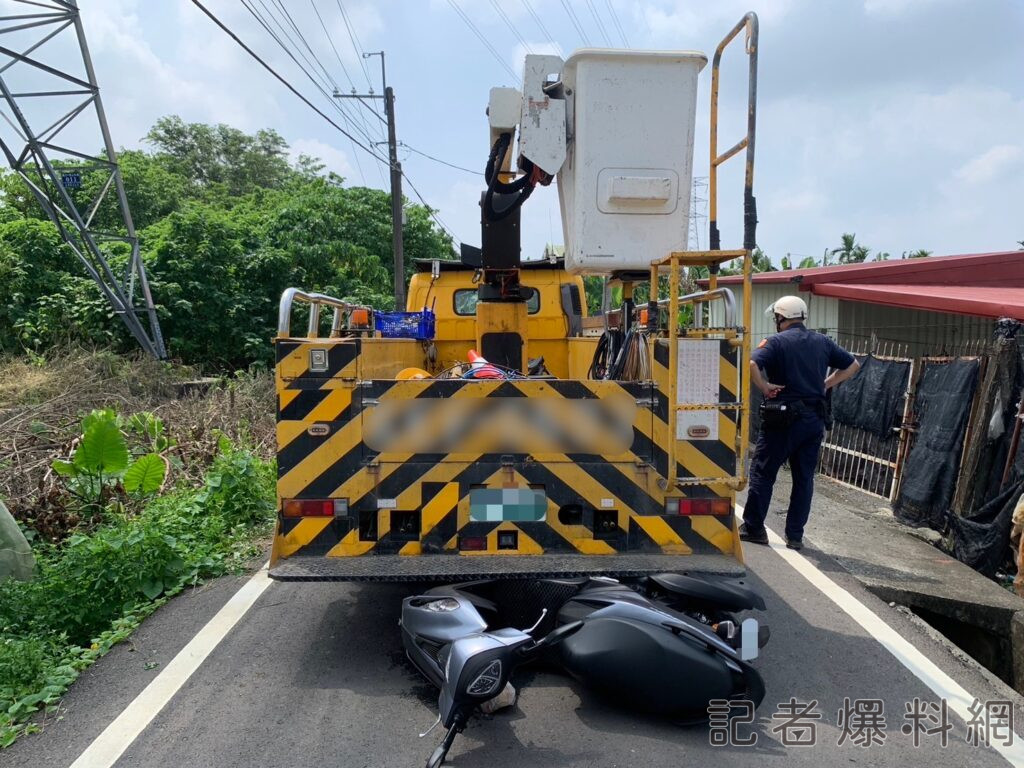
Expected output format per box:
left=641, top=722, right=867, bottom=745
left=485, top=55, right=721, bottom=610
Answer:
left=374, top=310, right=436, bottom=340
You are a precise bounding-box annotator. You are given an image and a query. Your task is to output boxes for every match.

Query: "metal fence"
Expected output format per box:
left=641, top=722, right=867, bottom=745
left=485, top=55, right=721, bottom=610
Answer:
left=817, top=338, right=990, bottom=500
left=817, top=341, right=912, bottom=500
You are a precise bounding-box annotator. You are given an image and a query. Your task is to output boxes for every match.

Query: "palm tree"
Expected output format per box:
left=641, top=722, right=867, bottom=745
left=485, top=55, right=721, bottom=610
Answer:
left=830, top=233, right=871, bottom=264
left=872, top=251, right=891, bottom=261
left=903, top=249, right=931, bottom=259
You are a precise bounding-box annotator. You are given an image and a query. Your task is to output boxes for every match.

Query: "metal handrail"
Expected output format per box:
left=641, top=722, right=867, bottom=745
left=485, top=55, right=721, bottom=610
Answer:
left=656, top=287, right=737, bottom=328
left=277, top=288, right=368, bottom=339
left=709, top=11, right=758, bottom=253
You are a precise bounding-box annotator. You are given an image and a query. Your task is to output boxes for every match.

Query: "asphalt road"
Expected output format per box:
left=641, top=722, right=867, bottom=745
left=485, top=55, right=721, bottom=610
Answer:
left=4, top=523, right=1023, bottom=768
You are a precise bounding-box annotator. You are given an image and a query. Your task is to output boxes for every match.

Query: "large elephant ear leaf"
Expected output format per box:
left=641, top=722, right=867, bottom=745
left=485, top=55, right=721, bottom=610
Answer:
left=123, top=453, right=167, bottom=494
left=74, top=418, right=129, bottom=475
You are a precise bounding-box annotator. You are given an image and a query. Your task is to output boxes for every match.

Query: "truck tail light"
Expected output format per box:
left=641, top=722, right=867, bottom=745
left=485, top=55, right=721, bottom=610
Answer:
left=459, top=536, right=487, bottom=551
left=667, top=498, right=731, bottom=516
left=283, top=499, right=348, bottom=517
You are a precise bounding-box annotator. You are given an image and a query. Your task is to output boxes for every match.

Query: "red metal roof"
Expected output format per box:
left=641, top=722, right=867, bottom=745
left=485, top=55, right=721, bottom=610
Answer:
left=812, top=283, right=1024, bottom=319
left=699, top=250, right=1024, bottom=319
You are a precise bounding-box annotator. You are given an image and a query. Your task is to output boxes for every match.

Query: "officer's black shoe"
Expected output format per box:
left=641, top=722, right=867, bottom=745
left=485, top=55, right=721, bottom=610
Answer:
left=786, top=538, right=804, bottom=551
left=739, top=524, right=769, bottom=546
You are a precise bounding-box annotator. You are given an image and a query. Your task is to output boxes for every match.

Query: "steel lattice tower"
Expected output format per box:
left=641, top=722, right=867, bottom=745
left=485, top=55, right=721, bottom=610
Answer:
left=0, top=0, right=165, bottom=358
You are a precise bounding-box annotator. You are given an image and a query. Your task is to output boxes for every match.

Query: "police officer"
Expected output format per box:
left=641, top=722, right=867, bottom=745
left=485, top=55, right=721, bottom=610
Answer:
left=739, top=296, right=860, bottom=550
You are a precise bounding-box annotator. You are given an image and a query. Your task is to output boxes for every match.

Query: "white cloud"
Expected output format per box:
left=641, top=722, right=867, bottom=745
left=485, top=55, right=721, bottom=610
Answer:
left=862, top=0, right=950, bottom=16
left=954, top=145, right=1024, bottom=186
left=638, top=0, right=797, bottom=43
left=290, top=138, right=354, bottom=178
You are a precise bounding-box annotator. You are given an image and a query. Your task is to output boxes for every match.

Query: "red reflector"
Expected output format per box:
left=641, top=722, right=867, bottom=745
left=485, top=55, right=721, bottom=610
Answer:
left=460, top=536, right=487, bottom=551
left=711, top=499, right=732, bottom=516
left=678, top=498, right=731, bottom=516
left=282, top=499, right=335, bottom=517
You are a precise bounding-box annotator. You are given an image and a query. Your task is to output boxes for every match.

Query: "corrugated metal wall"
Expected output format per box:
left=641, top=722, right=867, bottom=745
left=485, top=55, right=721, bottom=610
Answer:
left=708, top=283, right=992, bottom=355
left=708, top=283, right=841, bottom=346
left=836, top=301, right=992, bottom=356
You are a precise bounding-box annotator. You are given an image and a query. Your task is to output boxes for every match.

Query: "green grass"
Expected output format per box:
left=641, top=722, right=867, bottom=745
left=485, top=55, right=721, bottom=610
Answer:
left=0, top=438, right=275, bottom=747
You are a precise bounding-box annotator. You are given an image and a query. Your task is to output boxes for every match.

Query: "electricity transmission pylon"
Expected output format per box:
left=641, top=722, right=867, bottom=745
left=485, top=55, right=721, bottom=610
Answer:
left=0, top=0, right=166, bottom=358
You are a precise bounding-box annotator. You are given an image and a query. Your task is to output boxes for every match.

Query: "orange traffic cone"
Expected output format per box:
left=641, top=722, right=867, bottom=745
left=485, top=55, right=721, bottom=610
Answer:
left=466, top=349, right=503, bottom=379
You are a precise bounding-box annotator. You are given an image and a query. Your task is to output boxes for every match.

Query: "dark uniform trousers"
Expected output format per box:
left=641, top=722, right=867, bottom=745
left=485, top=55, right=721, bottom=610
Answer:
left=743, top=405, right=825, bottom=542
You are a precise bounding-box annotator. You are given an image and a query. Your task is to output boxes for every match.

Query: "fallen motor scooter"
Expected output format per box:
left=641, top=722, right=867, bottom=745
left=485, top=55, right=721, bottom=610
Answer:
left=401, top=573, right=767, bottom=766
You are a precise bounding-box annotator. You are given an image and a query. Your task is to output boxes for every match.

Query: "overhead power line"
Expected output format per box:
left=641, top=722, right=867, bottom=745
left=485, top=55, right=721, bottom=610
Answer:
left=605, top=0, right=630, bottom=46
left=402, top=144, right=481, bottom=176
left=240, top=0, right=385, bottom=160
left=489, top=0, right=532, bottom=54
left=524, top=0, right=557, bottom=49
left=191, top=0, right=387, bottom=163
left=195, top=0, right=462, bottom=245
left=401, top=169, right=458, bottom=244
left=308, top=0, right=366, bottom=184
left=584, top=0, right=612, bottom=46
left=310, top=0, right=354, bottom=88
left=336, top=0, right=374, bottom=89
left=447, top=0, right=518, bottom=82
left=559, top=0, right=590, bottom=45
left=520, top=0, right=559, bottom=52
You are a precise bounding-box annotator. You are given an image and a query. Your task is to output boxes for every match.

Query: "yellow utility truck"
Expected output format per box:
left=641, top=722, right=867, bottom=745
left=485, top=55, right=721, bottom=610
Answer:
left=270, top=14, right=759, bottom=582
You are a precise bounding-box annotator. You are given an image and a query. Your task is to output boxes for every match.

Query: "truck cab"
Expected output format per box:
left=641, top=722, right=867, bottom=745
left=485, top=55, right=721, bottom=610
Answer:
left=405, top=258, right=592, bottom=380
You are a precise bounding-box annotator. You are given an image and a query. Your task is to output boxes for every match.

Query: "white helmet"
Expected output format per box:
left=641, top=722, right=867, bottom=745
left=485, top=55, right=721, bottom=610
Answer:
left=766, top=295, right=807, bottom=320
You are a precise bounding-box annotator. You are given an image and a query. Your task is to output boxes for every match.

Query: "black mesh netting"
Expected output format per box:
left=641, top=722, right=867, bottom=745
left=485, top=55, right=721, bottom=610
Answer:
left=831, top=355, right=910, bottom=438
left=894, top=358, right=980, bottom=530
left=950, top=478, right=1023, bottom=577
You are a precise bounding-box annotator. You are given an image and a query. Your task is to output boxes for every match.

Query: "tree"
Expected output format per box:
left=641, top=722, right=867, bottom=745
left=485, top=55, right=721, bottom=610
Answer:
left=144, top=116, right=292, bottom=196
left=0, top=118, right=454, bottom=368
left=903, top=249, right=931, bottom=259
left=830, top=233, right=870, bottom=264
left=751, top=247, right=775, bottom=274
left=872, top=251, right=891, bottom=261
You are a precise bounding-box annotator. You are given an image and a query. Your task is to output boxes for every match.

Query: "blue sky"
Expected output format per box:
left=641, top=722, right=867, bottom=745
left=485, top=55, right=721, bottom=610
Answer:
left=4, top=0, right=1022, bottom=265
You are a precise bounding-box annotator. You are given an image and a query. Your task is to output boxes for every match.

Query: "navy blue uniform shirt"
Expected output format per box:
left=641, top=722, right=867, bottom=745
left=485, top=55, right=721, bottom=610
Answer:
left=752, top=322, right=855, bottom=402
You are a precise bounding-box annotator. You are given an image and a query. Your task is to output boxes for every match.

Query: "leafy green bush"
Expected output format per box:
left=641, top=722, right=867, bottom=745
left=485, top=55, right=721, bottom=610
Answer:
left=0, top=432, right=275, bottom=747
left=0, top=116, right=455, bottom=369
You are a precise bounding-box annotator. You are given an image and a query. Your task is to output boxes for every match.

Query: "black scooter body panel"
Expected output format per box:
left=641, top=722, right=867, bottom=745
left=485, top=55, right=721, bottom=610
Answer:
left=647, top=572, right=766, bottom=612
left=558, top=615, right=741, bottom=716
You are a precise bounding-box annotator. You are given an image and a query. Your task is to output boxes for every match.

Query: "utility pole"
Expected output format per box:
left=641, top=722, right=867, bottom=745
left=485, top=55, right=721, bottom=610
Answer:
left=335, top=51, right=405, bottom=310
left=384, top=84, right=404, bottom=310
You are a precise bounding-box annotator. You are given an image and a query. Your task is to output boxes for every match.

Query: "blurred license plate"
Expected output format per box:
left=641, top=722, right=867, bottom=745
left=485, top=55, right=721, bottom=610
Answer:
left=470, top=488, right=546, bottom=522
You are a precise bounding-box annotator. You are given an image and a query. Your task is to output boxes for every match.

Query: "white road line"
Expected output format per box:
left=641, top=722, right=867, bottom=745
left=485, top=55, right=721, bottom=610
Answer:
left=741, top=507, right=1024, bottom=767
left=67, top=564, right=274, bottom=768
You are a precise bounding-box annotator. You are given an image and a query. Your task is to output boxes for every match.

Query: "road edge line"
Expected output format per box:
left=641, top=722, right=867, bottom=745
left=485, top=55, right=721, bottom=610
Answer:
left=740, top=506, right=1024, bottom=768
left=67, top=563, right=273, bottom=768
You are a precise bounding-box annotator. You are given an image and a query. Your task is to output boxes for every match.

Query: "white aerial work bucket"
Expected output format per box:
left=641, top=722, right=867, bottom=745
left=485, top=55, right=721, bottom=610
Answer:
left=557, top=49, right=707, bottom=274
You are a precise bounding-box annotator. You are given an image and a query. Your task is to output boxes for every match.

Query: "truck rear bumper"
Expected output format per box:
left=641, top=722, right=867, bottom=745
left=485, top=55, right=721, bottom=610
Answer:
left=269, top=553, right=745, bottom=582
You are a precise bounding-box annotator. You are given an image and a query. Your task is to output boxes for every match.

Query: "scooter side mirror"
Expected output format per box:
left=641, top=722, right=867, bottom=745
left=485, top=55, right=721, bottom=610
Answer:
left=438, top=635, right=514, bottom=728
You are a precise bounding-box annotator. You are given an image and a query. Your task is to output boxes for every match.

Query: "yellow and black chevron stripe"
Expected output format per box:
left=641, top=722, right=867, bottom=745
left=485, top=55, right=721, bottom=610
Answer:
left=651, top=337, right=741, bottom=497
left=272, top=334, right=742, bottom=576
